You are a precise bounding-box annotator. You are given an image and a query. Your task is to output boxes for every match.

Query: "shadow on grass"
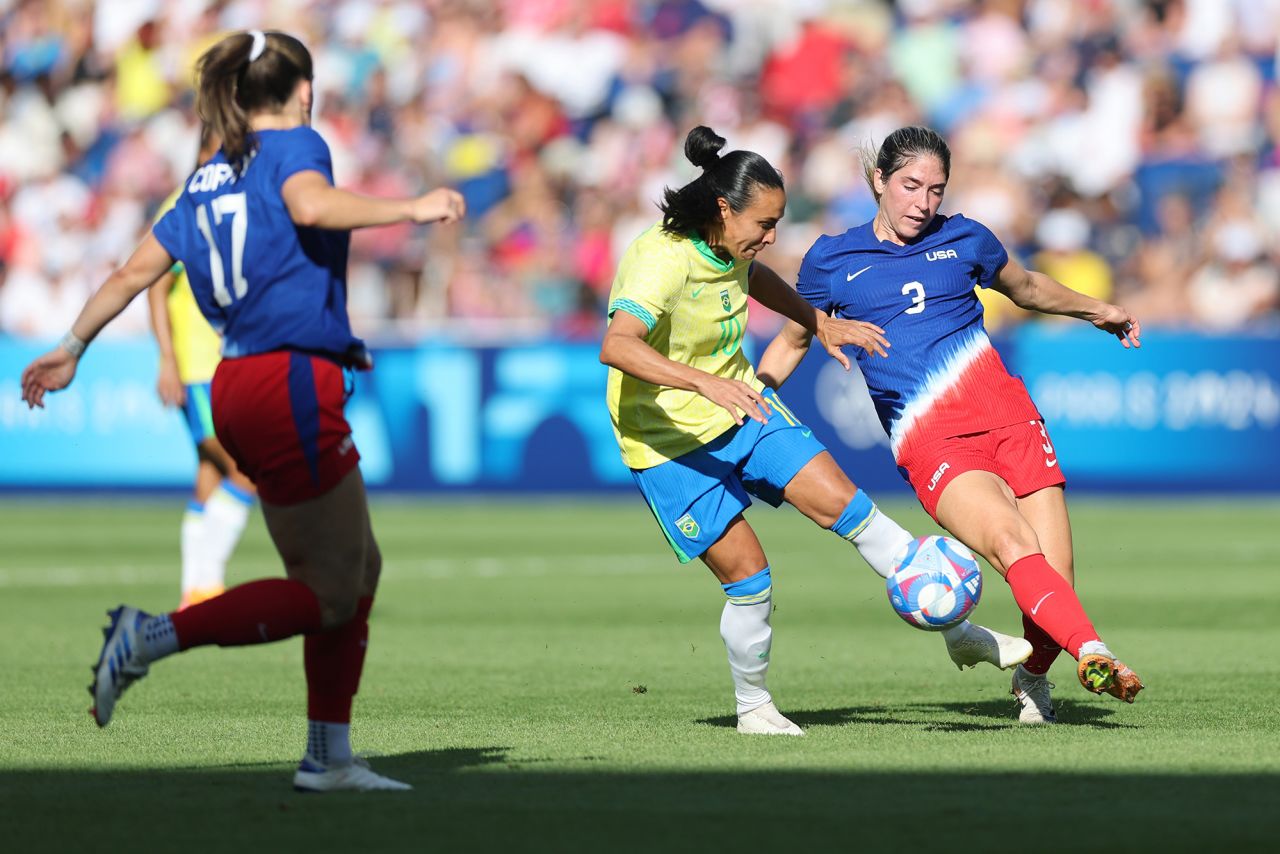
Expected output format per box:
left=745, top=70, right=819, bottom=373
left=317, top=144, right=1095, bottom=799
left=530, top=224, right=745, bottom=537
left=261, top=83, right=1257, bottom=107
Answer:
left=3, top=746, right=1277, bottom=853
left=697, top=698, right=1137, bottom=731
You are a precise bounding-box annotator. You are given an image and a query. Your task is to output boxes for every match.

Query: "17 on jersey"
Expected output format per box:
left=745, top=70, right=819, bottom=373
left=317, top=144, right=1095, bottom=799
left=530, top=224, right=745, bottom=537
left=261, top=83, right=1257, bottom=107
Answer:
left=152, top=127, right=363, bottom=364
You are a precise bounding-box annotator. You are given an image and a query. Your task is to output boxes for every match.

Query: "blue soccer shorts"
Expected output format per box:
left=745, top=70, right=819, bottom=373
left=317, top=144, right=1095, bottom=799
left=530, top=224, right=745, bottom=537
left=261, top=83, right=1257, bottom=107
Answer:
left=631, top=388, right=826, bottom=563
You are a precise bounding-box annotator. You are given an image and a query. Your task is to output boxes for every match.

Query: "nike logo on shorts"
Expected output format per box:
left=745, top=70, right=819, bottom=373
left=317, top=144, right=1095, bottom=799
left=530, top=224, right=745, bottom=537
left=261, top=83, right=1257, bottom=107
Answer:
left=847, top=265, right=873, bottom=281
left=1031, top=592, right=1055, bottom=616
left=1045, top=457, right=1058, bottom=468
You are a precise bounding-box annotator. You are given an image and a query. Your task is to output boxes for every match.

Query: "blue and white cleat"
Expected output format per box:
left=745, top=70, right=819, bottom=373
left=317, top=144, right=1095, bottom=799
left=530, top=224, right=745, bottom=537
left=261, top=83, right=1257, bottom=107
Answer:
left=293, top=755, right=412, bottom=792
left=90, top=606, right=150, bottom=727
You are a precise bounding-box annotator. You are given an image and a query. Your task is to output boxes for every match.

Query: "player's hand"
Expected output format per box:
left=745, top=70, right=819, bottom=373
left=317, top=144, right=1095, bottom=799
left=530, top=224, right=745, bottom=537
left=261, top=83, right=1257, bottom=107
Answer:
left=157, top=359, right=185, bottom=408
left=693, top=375, right=772, bottom=426
left=816, top=315, right=890, bottom=369
left=21, top=347, right=79, bottom=409
left=410, top=188, right=466, bottom=225
left=1088, top=303, right=1141, bottom=349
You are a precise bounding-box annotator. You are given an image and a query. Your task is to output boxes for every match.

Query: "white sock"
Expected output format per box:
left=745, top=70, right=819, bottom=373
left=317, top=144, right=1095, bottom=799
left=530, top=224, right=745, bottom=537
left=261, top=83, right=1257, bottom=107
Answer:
left=850, top=510, right=914, bottom=579
left=940, top=620, right=973, bottom=645
left=202, top=482, right=252, bottom=589
left=180, top=503, right=206, bottom=595
left=306, top=720, right=353, bottom=767
left=140, top=613, right=180, bottom=664
left=721, top=598, right=773, bottom=715
left=1078, top=639, right=1114, bottom=660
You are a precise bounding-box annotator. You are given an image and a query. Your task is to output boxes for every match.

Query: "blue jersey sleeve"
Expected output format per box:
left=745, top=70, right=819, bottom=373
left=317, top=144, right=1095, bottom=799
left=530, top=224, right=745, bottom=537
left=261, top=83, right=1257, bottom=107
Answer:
left=152, top=204, right=186, bottom=262
left=969, top=218, right=1009, bottom=289
left=796, top=236, right=835, bottom=314
left=272, top=126, right=334, bottom=191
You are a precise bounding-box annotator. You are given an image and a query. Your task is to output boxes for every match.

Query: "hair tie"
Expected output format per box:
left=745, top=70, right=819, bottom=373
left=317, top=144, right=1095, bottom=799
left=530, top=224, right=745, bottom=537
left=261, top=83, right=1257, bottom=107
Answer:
left=248, top=30, right=266, bottom=62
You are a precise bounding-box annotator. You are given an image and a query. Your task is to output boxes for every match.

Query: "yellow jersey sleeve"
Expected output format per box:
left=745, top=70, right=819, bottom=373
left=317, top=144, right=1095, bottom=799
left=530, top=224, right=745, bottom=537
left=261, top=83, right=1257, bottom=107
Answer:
left=605, top=225, right=763, bottom=470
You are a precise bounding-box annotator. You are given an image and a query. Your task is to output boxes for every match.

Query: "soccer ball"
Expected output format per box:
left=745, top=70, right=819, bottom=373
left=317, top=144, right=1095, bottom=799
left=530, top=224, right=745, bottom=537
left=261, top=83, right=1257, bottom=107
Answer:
left=886, top=535, right=982, bottom=631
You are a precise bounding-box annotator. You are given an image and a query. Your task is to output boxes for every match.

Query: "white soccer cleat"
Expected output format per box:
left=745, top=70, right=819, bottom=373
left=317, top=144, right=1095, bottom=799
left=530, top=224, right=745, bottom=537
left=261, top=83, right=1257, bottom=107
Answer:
left=1012, top=665, right=1057, bottom=724
left=90, top=606, right=151, bottom=727
left=945, top=622, right=1033, bottom=671
left=293, top=755, right=412, bottom=792
left=736, top=701, right=804, bottom=736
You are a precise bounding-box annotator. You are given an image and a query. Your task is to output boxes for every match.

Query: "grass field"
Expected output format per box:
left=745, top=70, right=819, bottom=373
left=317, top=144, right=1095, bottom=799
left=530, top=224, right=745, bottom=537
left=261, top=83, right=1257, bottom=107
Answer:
left=2, top=495, right=1279, bottom=852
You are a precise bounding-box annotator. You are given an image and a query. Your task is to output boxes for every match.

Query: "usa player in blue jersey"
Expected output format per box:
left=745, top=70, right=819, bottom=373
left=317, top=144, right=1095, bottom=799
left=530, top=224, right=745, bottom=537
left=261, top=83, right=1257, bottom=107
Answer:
left=759, top=127, right=1144, bottom=723
left=22, top=30, right=464, bottom=789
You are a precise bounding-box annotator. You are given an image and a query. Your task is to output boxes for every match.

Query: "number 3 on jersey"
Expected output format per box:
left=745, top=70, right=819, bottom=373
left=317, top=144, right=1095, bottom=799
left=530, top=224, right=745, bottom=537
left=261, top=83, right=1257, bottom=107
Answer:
left=195, top=192, right=249, bottom=306
left=902, top=280, right=926, bottom=314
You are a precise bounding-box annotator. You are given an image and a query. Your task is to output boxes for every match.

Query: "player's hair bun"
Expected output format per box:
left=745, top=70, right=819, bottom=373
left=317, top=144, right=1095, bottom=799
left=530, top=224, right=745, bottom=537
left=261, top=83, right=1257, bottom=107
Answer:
left=684, top=126, right=726, bottom=170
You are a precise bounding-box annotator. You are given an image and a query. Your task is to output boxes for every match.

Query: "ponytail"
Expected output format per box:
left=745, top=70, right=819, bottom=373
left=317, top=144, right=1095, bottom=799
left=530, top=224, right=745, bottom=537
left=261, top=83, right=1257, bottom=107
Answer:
left=195, top=30, right=314, bottom=169
left=660, top=126, right=783, bottom=238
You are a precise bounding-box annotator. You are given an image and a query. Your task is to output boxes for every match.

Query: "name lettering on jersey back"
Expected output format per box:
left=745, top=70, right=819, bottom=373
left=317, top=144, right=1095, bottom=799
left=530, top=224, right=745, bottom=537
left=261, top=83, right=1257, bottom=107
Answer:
left=925, top=249, right=958, bottom=261
left=188, top=163, right=237, bottom=194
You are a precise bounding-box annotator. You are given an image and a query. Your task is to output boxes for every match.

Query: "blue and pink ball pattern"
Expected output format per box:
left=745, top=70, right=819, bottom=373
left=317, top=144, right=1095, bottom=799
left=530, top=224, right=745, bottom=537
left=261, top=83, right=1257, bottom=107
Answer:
left=886, top=535, right=983, bottom=631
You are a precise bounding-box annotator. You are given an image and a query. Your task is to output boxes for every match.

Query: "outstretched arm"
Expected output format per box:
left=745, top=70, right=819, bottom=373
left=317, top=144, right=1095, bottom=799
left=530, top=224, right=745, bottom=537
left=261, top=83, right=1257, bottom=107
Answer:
left=991, top=256, right=1141, bottom=349
left=750, top=262, right=889, bottom=386
left=281, top=171, right=466, bottom=230
left=22, top=233, right=175, bottom=408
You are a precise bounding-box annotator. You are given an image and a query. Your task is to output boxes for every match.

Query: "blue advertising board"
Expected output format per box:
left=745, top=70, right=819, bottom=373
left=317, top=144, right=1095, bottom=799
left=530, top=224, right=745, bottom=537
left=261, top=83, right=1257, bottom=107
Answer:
left=1, top=328, right=1276, bottom=493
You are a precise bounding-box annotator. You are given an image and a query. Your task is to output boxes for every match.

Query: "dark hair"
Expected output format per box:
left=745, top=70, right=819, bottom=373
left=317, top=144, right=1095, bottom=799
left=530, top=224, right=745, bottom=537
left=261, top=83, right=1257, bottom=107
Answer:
left=659, top=126, right=784, bottom=238
left=861, top=126, right=951, bottom=202
left=195, top=30, right=313, bottom=169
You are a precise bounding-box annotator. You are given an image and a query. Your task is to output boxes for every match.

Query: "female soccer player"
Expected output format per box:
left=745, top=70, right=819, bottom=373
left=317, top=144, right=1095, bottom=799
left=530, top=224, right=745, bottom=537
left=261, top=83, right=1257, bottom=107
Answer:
left=601, top=126, right=1030, bottom=737
left=22, top=30, right=465, bottom=789
left=758, top=126, right=1144, bottom=724
left=147, top=125, right=256, bottom=610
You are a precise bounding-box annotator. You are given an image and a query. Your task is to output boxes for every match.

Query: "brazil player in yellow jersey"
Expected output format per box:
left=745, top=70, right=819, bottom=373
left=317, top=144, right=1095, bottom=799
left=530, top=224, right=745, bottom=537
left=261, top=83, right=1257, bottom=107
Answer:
left=147, top=127, right=256, bottom=610
left=602, top=127, right=1032, bottom=735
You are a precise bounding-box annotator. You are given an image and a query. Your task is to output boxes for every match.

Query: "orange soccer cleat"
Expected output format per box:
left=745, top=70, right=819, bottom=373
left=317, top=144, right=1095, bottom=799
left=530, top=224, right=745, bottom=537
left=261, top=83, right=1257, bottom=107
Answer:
left=1077, top=654, right=1145, bottom=703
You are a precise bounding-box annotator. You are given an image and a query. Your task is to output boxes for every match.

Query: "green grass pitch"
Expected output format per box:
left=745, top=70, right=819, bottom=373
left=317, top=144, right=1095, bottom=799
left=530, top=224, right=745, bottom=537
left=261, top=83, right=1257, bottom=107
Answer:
left=2, top=495, right=1278, bottom=852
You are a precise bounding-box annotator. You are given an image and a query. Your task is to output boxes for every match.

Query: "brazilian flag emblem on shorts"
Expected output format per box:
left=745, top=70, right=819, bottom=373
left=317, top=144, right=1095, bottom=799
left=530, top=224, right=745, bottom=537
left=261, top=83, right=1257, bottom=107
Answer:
left=720, top=289, right=732, bottom=312
left=675, top=513, right=701, bottom=540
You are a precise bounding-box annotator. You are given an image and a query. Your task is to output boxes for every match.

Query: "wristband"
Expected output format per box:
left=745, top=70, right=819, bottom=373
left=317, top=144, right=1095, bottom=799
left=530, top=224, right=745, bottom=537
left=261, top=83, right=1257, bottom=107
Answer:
left=60, top=331, right=87, bottom=357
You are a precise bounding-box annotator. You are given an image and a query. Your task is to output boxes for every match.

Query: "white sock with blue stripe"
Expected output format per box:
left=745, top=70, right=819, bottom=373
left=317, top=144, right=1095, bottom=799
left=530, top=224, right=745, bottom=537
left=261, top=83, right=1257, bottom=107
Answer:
left=830, top=490, right=913, bottom=579
left=720, top=566, right=774, bottom=715
left=180, top=501, right=206, bottom=598
left=202, top=481, right=253, bottom=589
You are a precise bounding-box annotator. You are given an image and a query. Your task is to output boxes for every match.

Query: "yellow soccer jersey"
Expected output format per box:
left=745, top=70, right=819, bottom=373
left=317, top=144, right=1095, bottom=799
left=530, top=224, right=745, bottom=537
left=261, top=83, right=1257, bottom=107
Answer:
left=155, top=189, right=222, bottom=384
left=606, top=224, right=763, bottom=470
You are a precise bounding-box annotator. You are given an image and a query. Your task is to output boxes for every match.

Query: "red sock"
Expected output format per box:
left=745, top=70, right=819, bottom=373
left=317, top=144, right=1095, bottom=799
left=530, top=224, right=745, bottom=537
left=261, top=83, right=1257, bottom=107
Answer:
left=1021, top=613, right=1062, bottom=675
left=1005, top=554, right=1098, bottom=661
left=304, top=596, right=372, bottom=723
left=171, top=578, right=323, bottom=650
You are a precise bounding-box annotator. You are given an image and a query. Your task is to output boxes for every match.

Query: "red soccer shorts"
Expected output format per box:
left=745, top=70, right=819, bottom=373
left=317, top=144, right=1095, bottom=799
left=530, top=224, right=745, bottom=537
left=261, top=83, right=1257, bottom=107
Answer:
left=211, top=351, right=361, bottom=505
left=897, top=419, right=1067, bottom=521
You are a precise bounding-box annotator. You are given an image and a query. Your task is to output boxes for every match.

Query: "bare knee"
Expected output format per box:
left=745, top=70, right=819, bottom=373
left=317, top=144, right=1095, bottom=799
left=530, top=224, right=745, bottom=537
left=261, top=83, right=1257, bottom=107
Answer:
left=987, top=522, right=1041, bottom=574
left=363, top=539, right=382, bottom=595
left=315, top=587, right=360, bottom=629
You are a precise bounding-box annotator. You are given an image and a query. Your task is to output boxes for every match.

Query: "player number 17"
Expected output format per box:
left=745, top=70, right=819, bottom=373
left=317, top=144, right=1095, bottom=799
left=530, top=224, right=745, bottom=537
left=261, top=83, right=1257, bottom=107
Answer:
left=902, top=281, right=926, bottom=314
left=196, top=192, right=249, bottom=307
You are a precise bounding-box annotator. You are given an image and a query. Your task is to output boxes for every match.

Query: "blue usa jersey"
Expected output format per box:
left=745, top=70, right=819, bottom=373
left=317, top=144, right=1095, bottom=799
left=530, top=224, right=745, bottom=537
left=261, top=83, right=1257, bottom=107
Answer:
left=152, top=127, right=364, bottom=364
left=797, top=214, right=1040, bottom=458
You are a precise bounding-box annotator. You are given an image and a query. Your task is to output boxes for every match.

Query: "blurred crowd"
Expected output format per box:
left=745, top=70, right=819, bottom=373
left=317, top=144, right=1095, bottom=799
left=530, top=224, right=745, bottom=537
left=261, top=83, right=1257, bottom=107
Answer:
left=1, top=0, right=1278, bottom=343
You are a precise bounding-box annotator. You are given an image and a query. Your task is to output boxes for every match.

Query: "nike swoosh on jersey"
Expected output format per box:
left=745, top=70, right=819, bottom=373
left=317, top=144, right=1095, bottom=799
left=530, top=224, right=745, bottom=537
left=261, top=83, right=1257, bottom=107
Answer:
left=1031, top=592, right=1055, bottom=616
left=691, top=285, right=705, bottom=298
left=847, top=265, right=873, bottom=281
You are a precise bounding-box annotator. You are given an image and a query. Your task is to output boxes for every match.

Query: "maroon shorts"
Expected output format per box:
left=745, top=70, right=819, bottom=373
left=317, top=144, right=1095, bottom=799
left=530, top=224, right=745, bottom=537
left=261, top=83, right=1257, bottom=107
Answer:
left=897, top=420, right=1066, bottom=521
left=211, top=351, right=361, bottom=506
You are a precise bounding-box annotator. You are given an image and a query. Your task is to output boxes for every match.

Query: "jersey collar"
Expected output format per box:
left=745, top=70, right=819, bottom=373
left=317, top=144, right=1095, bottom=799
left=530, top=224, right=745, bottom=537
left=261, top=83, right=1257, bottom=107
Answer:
left=687, top=232, right=735, bottom=272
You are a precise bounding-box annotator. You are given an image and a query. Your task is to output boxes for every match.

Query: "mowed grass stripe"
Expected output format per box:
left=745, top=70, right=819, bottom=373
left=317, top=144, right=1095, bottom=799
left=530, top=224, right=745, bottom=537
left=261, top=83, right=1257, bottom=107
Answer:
left=0, top=496, right=1277, bottom=851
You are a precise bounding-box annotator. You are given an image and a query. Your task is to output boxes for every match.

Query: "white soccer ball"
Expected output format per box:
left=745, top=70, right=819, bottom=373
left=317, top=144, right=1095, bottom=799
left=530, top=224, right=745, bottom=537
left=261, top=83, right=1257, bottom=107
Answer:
left=886, top=535, right=982, bottom=631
